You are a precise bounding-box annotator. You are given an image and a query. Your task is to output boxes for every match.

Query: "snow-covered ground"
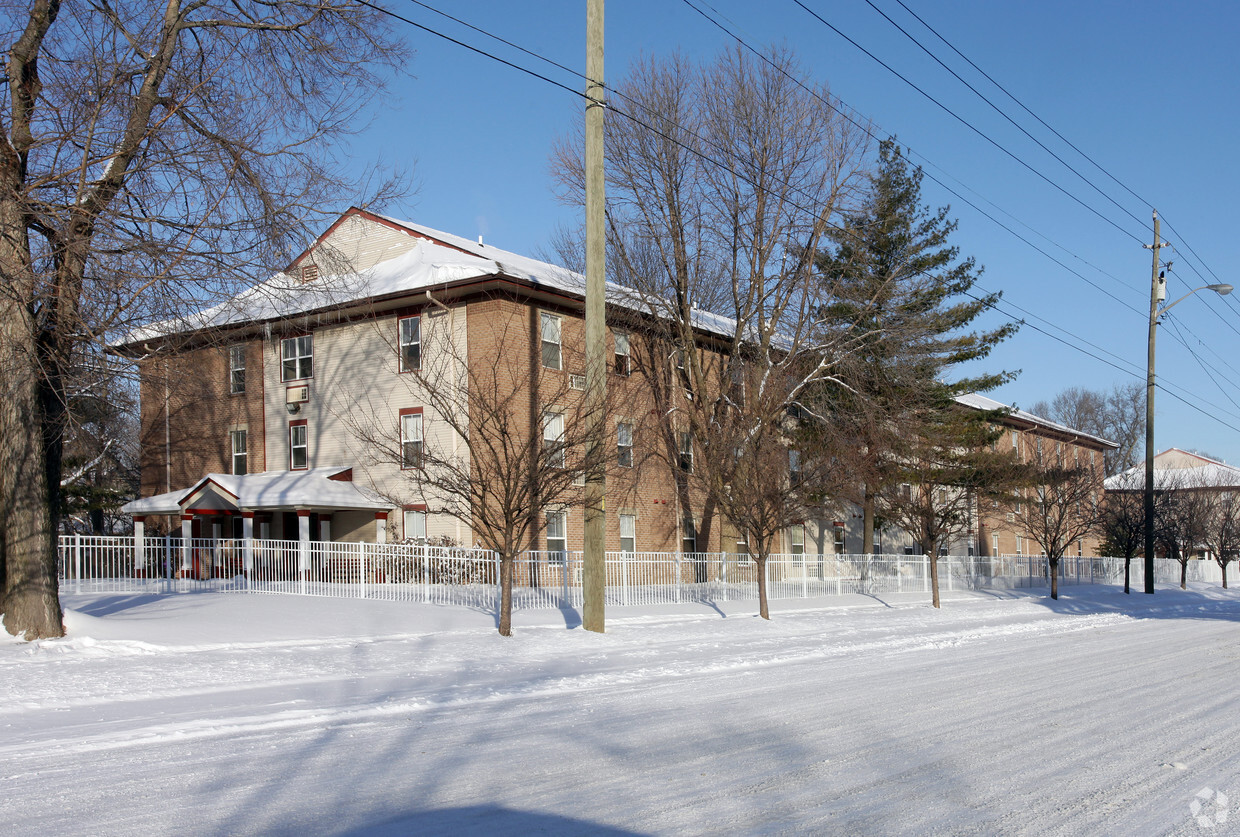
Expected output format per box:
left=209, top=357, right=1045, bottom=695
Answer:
left=4, top=584, right=1240, bottom=836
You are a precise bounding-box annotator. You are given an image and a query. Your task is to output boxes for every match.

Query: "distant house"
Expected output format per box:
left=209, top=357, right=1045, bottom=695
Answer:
left=1104, top=448, right=1240, bottom=493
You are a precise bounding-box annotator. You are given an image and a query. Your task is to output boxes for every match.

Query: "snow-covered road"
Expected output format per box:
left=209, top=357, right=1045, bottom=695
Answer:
left=3, top=586, right=1239, bottom=835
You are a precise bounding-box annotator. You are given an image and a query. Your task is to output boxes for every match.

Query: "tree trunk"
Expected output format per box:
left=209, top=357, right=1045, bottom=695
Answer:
left=927, top=540, right=940, bottom=608
left=498, top=555, right=514, bottom=637
left=1049, top=557, right=1059, bottom=600
left=1180, top=559, right=1187, bottom=590
left=0, top=275, right=65, bottom=639
left=1123, top=555, right=1131, bottom=594
left=862, top=488, right=875, bottom=556
left=1223, top=561, right=1229, bottom=590
left=756, top=554, right=769, bottom=620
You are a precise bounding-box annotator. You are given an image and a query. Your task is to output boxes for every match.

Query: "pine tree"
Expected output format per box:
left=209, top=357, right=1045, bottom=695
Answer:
left=814, top=138, right=1017, bottom=559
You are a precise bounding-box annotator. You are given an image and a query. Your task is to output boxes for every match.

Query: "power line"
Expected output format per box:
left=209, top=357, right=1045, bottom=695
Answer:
left=789, top=0, right=1147, bottom=246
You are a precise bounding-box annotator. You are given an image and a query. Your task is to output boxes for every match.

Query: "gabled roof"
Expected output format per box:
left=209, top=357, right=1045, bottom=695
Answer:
left=955, top=392, right=1117, bottom=450
left=1104, top=448, right=1240, bottom=491
left=122, top=467, right=390, bottom=515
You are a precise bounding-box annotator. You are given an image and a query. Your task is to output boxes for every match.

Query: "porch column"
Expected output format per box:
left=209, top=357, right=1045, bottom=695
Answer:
left=375, top=511, right=388, bottom=545
left=319, top=513, right=332, bottom=543
left=133, top=516, right=146, bottom=576
left=242, top=511, right=255, bottom=577
left=298, top=510, right=311, bottom=574
left=180, top=514, right=193, bottom=573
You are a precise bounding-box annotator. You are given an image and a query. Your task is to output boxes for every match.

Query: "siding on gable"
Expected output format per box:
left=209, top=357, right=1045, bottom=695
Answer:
left=295, top=213, right=421, bottom=276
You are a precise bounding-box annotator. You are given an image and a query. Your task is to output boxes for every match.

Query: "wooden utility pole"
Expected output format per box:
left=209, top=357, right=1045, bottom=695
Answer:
left=582, top=0, right=606, bottom=632
left=1143, top=209, right=1166, bottom=595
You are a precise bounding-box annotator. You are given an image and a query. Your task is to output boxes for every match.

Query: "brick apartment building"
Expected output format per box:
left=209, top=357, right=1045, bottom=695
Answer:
left=118, top=208, right=1113, bottom=559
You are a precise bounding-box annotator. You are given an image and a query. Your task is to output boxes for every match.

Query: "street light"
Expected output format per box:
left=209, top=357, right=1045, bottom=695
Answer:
left=1143, top=211, right=1232, bottom=594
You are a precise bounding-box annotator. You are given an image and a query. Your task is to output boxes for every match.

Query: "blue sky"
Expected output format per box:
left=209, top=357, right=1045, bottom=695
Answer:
left=343, top=0, right=1240, bottom=463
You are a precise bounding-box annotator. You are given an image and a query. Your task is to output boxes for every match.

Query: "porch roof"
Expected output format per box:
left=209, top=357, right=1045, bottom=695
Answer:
left=122, top=467, right=391, bottom=516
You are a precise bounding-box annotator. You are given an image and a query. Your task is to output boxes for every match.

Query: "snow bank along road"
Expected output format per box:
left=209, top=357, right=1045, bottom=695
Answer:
left=3, top=586, right=1240, bottom=835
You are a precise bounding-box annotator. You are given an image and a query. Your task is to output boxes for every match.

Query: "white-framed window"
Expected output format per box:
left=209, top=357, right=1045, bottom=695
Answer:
left=679, top=431, right=693, bottom=473
left=281, top=335, right=313, bottom=382
left=789, top=524, right=805, bottom=563
left=1011, top=429, right=1019, bottom=450
left=789, top=449, right=802, bottom=486
left=403, top=507, right=427, bottom=543
left=230, top=429, right=247, bottom=476
left=540, top=312, right=562, bottom=370
left=289, top=421, right=308, bottom=470
left=543, top=410, right=565, bottom=468
left=617, top=421, right=633, bottom=468
left=613, top=330, right=630, bottom=376
left=834, top=525, right=846, bottom=554
left=682, top=515, right=697, bottom=554
left=399, top=316, right=421, bottom=373
left=546, top=509, right=567, bottom=564
left=228, top=346, right=246, bottom=394
left=400, top=410, right=423, bottom=469
left=1015, top=535, right=1024, bottom=556
left=620, top=513, right=636, bottom=555
left=736, top=535, right=751, bottom=565
left=992, top=534, right=1000, bottom=556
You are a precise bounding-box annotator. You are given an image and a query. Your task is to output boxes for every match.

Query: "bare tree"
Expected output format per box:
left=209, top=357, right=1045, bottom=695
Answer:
left=1099, top=486, right=1148, bottom=594
left=552, top=46, right=872, bottom=618
left=1157, top=473, right=1215, bottom=590
left=878, top=404, right=1024, bottom=608
left=1200, top=490, right=1240, bottom=589
left=1013, top=443, right=1105, bottom=600
left=1030, top=383, right=1143, bottom=477
left=0, top=0, right=406, bottom=637
left=346, top=306, right=636, bottom=637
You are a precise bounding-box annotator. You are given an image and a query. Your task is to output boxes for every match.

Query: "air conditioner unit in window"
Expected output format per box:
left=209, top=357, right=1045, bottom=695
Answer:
left=286, top=384, right=309, bottom=414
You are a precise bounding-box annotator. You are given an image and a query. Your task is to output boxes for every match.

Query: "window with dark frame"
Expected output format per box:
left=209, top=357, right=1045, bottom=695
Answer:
left=289, top=421, right=308, bottom=470
left=228, top=346, right=246, bottom=394
left=400, top=410, right=423, bottom=469
left=281, top=335, right=313, bottom=382
left=399, top=316, right=421, bottom=372
left=682, top=515, right=697, bottom=554
left=540, top=312, right=562, bottom=370
left=617, top=421, right=633, bottom=468
left=230, top=429, right=247, bottom=475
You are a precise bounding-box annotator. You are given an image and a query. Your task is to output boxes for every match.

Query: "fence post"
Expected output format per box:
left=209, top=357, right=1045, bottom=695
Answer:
left=495, top=552, right=503, bottom=618
left=422, top=545, right=430, bottom=604
left=623, top=552, right=630, bottom=607
left=721, top=553, right=728, bottom=603
left=923, top=554, right=929, bottom=594
left=946, top=555, right=953, bottom=591
left=358, top=542, right=366, bottom=600
left=74, top=534, right=82, bottom=594
left=164, top=535, right=172, bottom=594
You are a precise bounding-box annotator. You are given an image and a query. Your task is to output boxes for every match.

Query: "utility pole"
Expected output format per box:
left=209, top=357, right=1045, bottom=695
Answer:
left=1143, top=209, right=1168, bottom=595
left=582, top=0, right=606, bottom=632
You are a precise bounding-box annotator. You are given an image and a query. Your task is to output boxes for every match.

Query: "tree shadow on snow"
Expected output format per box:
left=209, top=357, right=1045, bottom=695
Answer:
left=1017, top=583, right=1240, bottom=624
left=332, top=805, right=648, bottom=836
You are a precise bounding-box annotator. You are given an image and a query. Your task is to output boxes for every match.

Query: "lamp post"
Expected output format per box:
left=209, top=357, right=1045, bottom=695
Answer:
left=1143, top=210, right=1233, bottom=593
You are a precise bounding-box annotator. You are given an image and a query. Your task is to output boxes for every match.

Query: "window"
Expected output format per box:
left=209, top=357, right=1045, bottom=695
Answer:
left=834, top=525, right=846, bottom=554
left=281, top=335, right=313, bottom=382
left=736, top=535, right=751, bottom=564
left=540, top=312, right=562, bottom=370
left=230, top=429, right=247, bottom=476
left=546, top=509, right=567, bottom=564
left=682, top=515, right=697, bottom=554
left=399, top=316, right=421, bottom=373
left=1011, top=430, right=1019, bottom=450
left=679, top=431, right=693, bottom=473
left=543, top=410, right=565, bottom=467
left=789, top=449, right=802, bottom=486
left=400, top=410, right=423, bottom=469
left=617, top=421, right=633, bottom=468
left=992, top=534, right=1000, bottom=556
left=789, top=524, right=805, bottom=563
left=613, top=330, right=630, bottom=376
left=403, top=507, right=427, bottom=543
left=1015, top=535, right=1024, bottom=556
left=620, top=513, right=636, bottom=555
left=229, top=346, right=246, bottom=394
left=289, top=420, right=308, bottom=470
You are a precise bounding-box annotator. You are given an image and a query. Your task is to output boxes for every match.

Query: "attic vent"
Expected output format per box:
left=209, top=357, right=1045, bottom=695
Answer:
left=569, top=374, right=586, bottom=391
left=300, top=264, right=319, bottom=283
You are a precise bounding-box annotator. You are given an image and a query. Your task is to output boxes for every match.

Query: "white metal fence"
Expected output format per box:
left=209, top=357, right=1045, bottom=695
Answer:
left=55, top=535, right=1229, bottom=612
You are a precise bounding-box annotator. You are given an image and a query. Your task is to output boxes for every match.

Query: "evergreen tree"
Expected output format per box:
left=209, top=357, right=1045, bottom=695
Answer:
left=814, top=138, right=1017, bottom=559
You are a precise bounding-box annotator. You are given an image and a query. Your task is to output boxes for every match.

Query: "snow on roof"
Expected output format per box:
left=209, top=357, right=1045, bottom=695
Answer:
left=955, top=392, right=1117, bottom=450
left=1104, top=449, right=1240, bottom=491
left=119, top=213, right=744, bottom=347
left=122, top=467, right=390, bottom=515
